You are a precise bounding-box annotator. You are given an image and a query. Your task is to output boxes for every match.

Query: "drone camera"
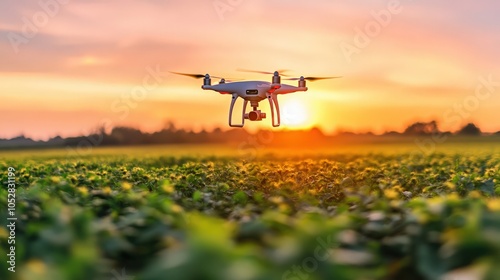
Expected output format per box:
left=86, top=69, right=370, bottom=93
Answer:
left=245, top=110, right=266, bottom=121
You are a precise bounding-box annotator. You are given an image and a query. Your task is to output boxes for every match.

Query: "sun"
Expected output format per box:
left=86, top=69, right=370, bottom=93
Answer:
left=281, top=99, right=311, bottom=128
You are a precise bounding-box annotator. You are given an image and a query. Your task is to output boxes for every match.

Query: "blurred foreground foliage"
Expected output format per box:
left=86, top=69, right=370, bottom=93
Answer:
left=1, top=152, right=500, bottom=280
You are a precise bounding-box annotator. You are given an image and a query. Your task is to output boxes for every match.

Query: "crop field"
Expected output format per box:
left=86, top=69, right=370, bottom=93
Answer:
left=1, top=143, right=500, bottom=280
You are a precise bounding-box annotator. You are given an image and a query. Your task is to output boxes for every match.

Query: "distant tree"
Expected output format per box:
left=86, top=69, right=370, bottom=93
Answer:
left=403, top=121, right=440, bottom=135
left=163, top=120, right=177, bottom=132
left=310, top=127, right=325, bottom=137
left=457, top=123, right=481, bottom=135
left=383, top=131, right=401, bottom=136
left=111, top=127, right=145, bottom=144
left=212, top=127, right=222, bottom=134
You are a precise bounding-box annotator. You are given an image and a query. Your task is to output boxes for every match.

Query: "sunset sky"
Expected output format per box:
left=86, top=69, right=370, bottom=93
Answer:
left=1, top=0, right=499, bottom=140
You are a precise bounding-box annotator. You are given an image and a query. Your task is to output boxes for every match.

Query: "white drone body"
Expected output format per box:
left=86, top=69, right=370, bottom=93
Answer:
left=172, top=70, right=339, bottom=127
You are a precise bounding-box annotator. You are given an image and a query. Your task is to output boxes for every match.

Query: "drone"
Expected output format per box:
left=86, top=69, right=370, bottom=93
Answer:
left=170, top=69, right=341, bottom=127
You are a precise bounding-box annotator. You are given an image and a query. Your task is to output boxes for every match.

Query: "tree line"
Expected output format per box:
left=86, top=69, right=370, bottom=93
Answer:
left=0, top=121, right=498, bottom=149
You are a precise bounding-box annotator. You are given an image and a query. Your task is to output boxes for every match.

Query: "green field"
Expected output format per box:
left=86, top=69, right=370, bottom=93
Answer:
left=1, top=142, right=500, bottom=280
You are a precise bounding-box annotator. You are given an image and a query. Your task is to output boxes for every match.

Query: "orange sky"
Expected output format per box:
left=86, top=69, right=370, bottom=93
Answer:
left=1, top=0, right=500, bottom=140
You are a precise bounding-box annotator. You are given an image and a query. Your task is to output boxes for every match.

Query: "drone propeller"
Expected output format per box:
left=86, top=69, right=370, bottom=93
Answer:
left=169, top=71, right=240, bottom=81
left=285, top=76, right=342, bottom=82
left=236, top=68, right=290, bottom=76
left=169, top=71, right=208, bottom=79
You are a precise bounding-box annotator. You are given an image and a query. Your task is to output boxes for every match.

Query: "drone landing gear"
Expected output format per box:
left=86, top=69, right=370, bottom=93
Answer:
left=228, top=94, right=247, bottom=127
left=228, top=94, right=281, bottom=127
left=266, top=93, right=280, bottom=127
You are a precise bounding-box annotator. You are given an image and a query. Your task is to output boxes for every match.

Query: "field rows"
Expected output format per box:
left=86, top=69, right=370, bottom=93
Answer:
left=1, top=152, right=500, bottom=280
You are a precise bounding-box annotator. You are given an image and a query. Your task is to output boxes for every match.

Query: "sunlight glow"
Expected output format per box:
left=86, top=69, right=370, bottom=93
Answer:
left=281, top=99, right=311, bottom=128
